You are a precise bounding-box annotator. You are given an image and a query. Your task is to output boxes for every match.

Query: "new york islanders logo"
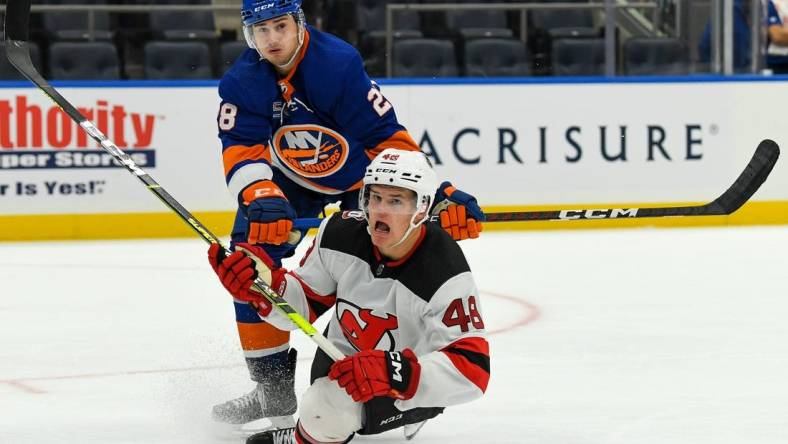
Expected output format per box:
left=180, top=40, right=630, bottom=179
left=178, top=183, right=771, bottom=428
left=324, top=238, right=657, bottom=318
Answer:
left=336, top=299, right=398, bottom=352
left=272, top=125, right=349, bottom=178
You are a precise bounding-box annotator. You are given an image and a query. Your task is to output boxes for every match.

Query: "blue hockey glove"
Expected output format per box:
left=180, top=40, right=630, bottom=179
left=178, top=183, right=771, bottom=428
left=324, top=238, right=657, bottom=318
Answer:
left=240, top=180, right=298, bottom=245
left=431, top=181, right=485, bottom=240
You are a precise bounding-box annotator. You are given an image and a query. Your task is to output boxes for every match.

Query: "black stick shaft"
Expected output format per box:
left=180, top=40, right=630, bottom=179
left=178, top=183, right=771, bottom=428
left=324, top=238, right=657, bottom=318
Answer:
left=486, top=139, right=778, bottom=222
left=292, top=139, right=779, bottom=230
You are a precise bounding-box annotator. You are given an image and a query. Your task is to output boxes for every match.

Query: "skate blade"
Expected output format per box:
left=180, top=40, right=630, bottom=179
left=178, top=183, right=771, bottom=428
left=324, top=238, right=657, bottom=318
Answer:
left=246, top=427, right=296, bottom=444
left=210, top=416, right=296, bottom=441
left=404, top=419, right=428, bottom=440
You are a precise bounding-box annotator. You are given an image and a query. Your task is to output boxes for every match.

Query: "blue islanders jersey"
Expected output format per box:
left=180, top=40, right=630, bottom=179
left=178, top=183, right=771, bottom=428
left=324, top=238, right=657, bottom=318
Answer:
left=217, top=26, right=420, bottom=201
left=767, top=0, right=788, bottom=67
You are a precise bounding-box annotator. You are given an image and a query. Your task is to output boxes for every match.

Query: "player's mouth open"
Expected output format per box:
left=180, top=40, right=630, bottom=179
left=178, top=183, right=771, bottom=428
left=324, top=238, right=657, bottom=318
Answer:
left=374, top=221, right=390, bottom=233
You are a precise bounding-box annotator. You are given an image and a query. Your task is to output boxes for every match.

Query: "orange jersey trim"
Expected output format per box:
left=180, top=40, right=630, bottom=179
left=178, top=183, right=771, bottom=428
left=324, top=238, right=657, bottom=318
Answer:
left=278, top=30, right=311, bottom=103
left=223, top=144, right=272, bottom=176
left=346, top=178, right=364, bottom=191
left=365, top=130, right=420, bottom=160
left=236, top=321, right=291, bottom=351
left=241, top=180, right=285, bottom=205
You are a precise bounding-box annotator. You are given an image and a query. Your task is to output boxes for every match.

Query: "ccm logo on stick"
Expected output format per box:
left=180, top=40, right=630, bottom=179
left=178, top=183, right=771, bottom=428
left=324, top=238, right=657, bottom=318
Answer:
left=559, top=208, right=639, bottom=220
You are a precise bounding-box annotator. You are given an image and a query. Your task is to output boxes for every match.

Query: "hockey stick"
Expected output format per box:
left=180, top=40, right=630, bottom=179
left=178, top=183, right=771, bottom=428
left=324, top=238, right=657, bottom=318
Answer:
left=292, top=139, right=779, bottom=230
left=3, top=0, right=344, bottom=361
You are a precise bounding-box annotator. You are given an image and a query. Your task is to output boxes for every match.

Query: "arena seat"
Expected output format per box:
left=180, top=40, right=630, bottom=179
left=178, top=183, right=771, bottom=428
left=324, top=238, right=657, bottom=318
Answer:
left=551, top=38, right=606, bottom=76
left=446, top=9, right=512, bottom=40
left=392, top=38, right=458, bottom=77
left=218, top=40, right=248, bottom=76
left=464, top=38, right=529, bottom=77
left=149, top=9, right=218, bottom=41
left=530, top=3, right=597, bottom=40
left=144, top=40, right=213, bottom=79
left=42, top=0, right=114, bottom=41
left=48, top=41, right=121, bottom=80
left=357, top=0, right=423, bottom=77
left=624, top=37, right=690, bottom=75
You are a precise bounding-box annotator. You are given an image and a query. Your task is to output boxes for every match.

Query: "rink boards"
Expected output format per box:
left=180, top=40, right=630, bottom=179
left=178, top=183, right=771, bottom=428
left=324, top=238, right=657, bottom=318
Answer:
left=0, top=77, right=787, bottom=241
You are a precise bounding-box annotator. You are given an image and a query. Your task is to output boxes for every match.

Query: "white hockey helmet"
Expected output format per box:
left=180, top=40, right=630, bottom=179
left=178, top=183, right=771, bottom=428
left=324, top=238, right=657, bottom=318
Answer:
left=359, top=149, right=439, bottom=242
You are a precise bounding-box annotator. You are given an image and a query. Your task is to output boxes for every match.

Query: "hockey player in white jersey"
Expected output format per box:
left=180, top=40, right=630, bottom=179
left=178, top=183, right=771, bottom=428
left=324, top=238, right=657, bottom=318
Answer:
left=208, top=149, right=490, bottom=443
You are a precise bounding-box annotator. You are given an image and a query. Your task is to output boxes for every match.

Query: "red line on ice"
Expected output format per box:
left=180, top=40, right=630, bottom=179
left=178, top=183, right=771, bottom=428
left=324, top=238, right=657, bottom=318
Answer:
left=2, top=291, right=538, bottom=393
left=482, top=290, right=540, bottom=335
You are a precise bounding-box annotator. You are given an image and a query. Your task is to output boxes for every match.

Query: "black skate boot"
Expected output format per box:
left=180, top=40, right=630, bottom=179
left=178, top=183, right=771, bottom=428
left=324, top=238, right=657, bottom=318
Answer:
left=212, top=349, right=297, bottom=430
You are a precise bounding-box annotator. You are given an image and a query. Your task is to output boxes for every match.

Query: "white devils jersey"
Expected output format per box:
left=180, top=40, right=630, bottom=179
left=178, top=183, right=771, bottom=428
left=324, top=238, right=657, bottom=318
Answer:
left=264, top=211, right=490, bottom=410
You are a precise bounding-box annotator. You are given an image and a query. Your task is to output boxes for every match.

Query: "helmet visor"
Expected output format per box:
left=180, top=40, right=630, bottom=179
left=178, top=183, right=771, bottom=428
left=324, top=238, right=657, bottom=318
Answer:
left=361, top=185, right=421, bottom=216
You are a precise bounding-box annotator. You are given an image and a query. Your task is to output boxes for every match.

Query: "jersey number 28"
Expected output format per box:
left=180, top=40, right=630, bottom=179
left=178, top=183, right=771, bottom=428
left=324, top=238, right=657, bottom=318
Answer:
left=218, top=103, right=237, bottom=131
left=367, top=87, right=392, bottom=116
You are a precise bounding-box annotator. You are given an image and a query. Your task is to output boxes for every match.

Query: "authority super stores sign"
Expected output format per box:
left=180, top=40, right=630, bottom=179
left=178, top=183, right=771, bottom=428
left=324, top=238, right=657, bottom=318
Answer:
left=0, top=95, right=156, bottom=168
left=0, top=80, right=785, bottom=217
left=0, top=87, right=231, bottom=215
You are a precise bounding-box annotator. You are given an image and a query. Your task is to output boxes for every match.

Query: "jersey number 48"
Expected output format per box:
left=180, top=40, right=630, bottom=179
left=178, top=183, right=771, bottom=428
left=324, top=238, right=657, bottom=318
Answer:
left=443, top=296, right=485, bottom=333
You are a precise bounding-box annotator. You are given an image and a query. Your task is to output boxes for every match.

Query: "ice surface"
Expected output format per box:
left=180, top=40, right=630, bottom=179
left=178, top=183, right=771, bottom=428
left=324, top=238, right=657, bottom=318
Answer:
left=2, top=227, right=787, bottom=443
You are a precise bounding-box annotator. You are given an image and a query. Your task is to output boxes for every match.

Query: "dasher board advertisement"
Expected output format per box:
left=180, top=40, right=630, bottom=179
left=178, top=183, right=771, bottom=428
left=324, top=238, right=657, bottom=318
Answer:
left=0, top=78, right=786, bottom=239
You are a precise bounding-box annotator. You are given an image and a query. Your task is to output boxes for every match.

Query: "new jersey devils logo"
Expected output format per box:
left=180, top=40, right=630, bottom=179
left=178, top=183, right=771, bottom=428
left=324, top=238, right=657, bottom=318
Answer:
left=336, top=299, right=398, bottom=352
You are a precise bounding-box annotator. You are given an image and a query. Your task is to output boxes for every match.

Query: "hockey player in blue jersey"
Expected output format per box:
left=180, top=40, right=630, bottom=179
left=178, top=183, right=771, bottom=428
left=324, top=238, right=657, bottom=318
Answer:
left=213, top=0, right=485, bottom=431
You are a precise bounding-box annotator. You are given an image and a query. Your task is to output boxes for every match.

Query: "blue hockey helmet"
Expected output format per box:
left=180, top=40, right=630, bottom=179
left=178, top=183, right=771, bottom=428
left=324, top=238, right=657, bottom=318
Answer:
left=241, top=0, right=303, bottom=26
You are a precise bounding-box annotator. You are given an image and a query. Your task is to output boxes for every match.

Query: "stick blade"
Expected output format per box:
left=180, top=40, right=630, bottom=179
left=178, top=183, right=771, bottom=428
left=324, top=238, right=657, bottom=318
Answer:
left=711, top=139, right=780, bottom=214
left=3, top=0, right=32, bottom=43
left=3, top=0, right=42, bottom=86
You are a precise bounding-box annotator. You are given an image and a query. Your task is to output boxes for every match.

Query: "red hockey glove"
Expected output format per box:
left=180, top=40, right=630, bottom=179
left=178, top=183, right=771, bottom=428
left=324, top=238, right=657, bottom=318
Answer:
left=241, top=180, right=298, bottom=245
left=207, top=242, right=286, bottom=317
left=431, top=181, right=485, bottom=241
left=328, top=349, right=421, bottom=403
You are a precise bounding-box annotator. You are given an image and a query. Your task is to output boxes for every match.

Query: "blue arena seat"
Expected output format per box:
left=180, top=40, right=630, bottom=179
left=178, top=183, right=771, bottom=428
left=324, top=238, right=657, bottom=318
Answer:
left=144, top=41, right=213, bottom=79
left=48, top=41, right=121, bottom=80
left=42, top=0, right=114, bottom=41
left=446, top=9, right=512, bottom=40
left=624, top=37, right=690, bottom=75
left=530, top=3, right=597, bottom=40
left=149, top=9, right=218, bottom=41
left=218, top=40, right=249, bottom=76
left=551, top=38, right=605, bottom=76
left=357, top=0, right=423, bottom=77
left=465, top=38, right=529, bottom=77
left=392, top=38, right=458, bottom=77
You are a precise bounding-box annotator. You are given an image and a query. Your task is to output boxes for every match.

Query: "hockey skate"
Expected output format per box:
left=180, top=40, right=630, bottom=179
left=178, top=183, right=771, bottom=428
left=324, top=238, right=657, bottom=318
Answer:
left=211, top=382, right=296, bottom=423
left=245, top=427, right=296, bottom=444
left=245, top=421, right=426, bottom=443
left=212, top=349, right=298, bottom=437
